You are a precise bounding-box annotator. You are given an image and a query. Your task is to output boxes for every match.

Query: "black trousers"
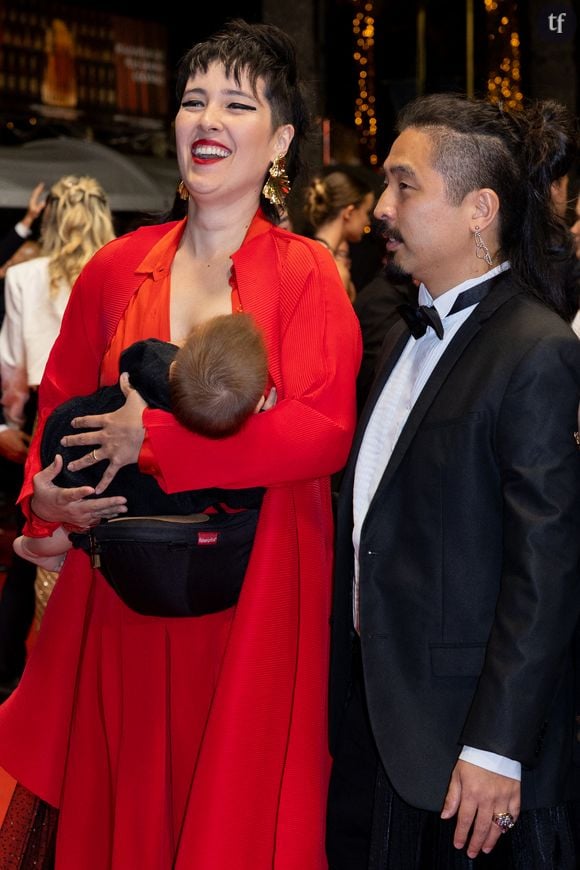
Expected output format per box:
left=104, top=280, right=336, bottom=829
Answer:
left=326, top=644, right=578, bottom=870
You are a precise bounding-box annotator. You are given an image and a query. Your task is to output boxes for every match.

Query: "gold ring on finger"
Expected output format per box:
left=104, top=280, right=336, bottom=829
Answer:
left=491, top=812, right=515, bottom=833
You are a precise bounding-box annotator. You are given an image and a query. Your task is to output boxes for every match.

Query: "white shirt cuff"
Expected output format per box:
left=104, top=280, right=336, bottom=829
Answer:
left=14, top=221, right=32, bottom=239
left=0, top=424, right=8, bottom=434
left=459, top=746, right=521, bottom=781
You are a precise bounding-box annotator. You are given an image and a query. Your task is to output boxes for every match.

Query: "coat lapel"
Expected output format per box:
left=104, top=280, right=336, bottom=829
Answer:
left=365, top=273, right=522, bottom=513
left=231, top=217, right=285, bottom=389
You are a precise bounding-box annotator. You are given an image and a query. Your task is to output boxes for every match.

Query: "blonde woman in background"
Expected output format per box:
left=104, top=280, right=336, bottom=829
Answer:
left=303, top=169, right=375, bottom=301
left=1, top=175, right=115, bottom=432
left=0, top=174, right=115, bottom=626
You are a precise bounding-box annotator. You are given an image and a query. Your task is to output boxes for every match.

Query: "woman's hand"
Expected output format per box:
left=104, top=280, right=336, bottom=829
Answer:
left=31, top=454, right=127, bottom=527
left=60, top=375, right=147, bottom=494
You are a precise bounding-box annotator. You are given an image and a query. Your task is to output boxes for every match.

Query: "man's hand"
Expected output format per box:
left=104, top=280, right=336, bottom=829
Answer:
left=0, top=428, right=31, bottom=463
left=441, top=760, right=520, bottom=858
left=22, top=182, right=46, bottom=228
left=31, top=454, right=127, bottom=527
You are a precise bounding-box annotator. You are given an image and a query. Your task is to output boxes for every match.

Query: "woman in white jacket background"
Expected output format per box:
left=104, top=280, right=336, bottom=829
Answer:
left=0, top=174, right=115, bottom=656
left=0, top=175, right=115, bottom=431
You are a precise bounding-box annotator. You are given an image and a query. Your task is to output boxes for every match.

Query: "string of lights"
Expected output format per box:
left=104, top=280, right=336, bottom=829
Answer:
left=484, top=0, right=523, bottom=110
left=352, top=0, right=378, bottom=165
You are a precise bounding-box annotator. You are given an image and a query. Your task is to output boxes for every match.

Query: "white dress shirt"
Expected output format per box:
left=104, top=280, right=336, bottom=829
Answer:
left=352, top=262, right=521, bottom=781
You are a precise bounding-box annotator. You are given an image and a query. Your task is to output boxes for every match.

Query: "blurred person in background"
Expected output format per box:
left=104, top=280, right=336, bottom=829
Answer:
left=542, top=101, right=580, bottom=336
left=0, top=183, right=46, bottom=697
left=570, top=190, right=580, bottom=335
left=0, top=174, right=115, bottom=700
left=571, top=191, right=580, bottom=258
left=1, top=175, right=116, bottom=436
left=303, top=169, right=375, bottom=301
left=0, top=182, right=46, bottom=311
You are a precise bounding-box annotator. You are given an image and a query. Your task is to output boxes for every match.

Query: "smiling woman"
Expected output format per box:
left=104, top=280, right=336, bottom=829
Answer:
left=0, top=19, right=361, bottom=869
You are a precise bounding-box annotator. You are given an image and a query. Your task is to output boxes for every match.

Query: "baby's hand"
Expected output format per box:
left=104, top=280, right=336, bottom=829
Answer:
left=261, top=387, right=277, bottom=412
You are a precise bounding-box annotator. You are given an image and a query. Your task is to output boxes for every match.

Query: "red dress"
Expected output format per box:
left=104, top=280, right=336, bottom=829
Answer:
left=0, top=213, right=361, bottom=869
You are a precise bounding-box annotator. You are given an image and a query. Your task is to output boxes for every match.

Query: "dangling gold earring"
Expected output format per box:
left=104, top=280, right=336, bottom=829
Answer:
left=262, top=155, right=291, bottom=207
left=474, top=225, right=493, bottom=266
left=177, top=180, right=189, bottom=201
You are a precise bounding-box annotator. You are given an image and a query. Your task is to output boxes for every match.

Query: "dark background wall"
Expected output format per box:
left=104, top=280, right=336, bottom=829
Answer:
left=0, top=0, right=577, bottom=235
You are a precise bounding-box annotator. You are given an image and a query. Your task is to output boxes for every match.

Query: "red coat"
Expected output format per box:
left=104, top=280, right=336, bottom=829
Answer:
left=0, top=213, right=361, bottom=869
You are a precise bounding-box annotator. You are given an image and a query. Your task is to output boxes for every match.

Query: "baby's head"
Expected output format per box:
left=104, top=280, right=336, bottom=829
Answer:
left=169, top=313, right=268, bottom=438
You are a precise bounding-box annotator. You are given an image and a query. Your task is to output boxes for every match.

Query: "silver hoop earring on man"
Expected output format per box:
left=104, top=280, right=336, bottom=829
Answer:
left=474, top=225, right=493, bottom=266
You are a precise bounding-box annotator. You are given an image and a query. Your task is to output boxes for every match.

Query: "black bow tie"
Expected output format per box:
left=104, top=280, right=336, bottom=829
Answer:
left=397, top=303, right=444, bottom=340
left=397, top=277, right=498, bottom=340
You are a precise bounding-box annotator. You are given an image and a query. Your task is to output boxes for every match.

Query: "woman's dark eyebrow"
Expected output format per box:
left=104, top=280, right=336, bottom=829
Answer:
left=182, top=86, right=258, bottom=102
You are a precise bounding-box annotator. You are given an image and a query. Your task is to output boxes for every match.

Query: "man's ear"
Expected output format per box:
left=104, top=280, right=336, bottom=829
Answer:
left=469, top=188, right=499, bottom=233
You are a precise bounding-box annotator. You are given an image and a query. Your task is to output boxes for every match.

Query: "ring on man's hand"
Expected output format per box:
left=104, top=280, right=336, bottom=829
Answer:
left=91, top=449, right=98, bottom=462
left=491, top=812, right=515, bottom=833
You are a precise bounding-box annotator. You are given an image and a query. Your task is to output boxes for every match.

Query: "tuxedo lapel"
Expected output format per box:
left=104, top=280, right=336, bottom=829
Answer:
left=369, top=315, right=482, bottom=504
left=365, top=274, right=522, bottom=512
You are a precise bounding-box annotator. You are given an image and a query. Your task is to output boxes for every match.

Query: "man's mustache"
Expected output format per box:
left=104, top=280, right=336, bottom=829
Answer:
left=376, top=221, right=403, bottom=244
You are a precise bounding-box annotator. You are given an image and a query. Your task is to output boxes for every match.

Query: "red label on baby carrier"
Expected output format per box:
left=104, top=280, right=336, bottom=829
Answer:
left=198, top=531, right=219, bottom=546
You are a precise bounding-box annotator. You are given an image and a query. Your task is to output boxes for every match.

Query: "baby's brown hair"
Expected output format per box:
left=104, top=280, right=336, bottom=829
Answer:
left=169, top=313, right=268, bottom=438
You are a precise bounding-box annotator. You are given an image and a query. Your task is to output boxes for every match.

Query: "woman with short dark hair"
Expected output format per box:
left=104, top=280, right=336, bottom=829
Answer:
left=0, top=20, right=361, bottom=868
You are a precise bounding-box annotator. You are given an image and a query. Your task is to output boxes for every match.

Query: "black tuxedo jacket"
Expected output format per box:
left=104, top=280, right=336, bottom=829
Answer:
left=329, top=272, right=580, bottom=812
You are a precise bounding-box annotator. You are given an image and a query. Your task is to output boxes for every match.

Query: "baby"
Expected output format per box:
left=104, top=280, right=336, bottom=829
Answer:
left=15, top=313, right=272, bottom=571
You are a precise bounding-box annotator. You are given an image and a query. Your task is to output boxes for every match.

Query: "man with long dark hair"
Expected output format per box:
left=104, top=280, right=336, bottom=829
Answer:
left=328, top=94, right=580, bottom=868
